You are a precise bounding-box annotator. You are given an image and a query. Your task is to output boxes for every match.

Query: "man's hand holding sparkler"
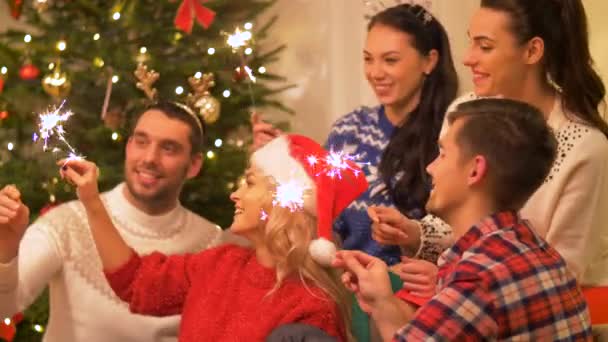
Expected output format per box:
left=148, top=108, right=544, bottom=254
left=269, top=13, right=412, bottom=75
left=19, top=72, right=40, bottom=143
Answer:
left=0, top=185, right=30, bottom=263
left=59, top=159, right=100, bottom=206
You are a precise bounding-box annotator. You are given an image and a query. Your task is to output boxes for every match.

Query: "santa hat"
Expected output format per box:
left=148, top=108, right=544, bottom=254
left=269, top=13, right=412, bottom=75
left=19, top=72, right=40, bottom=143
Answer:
left=252, top=134, right=368, bottom=266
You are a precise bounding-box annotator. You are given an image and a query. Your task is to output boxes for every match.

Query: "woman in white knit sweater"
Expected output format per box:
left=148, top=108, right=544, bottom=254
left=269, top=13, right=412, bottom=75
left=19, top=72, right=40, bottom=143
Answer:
left=372, top=0, right=608, bottom=334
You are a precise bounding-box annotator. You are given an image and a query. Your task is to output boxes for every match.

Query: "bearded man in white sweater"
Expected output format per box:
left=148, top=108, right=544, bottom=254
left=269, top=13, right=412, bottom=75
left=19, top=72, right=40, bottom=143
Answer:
left=0, top=102, right=240, bottom=342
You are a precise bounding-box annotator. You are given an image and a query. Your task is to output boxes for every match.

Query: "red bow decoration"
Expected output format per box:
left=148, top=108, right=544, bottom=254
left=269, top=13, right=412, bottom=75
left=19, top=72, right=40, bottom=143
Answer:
left=174, top=0, right=215, bottom=34
left=0, top=313, right=24, bottom=342
left=7, top=0, right=24, bottom=19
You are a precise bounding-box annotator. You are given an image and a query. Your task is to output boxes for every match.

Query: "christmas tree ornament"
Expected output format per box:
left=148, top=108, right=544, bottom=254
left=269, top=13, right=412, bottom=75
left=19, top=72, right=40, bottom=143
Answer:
left=0, top=77, right=4, bottom=93
left=7, top=0, right=24, bottom=19
left=33, top=0, right=50, bottom=12
left=233, top=66, right=247, bottom=83
left=134, top=63, right=159, bottom=101
left=173, top=0, right=215, bottom=34
left=102, top=107, right=125, bottom=130
left=0, top=110, right=9, bottom=120
left=19, top=62, right=40, bottom=80
left=194, top=93, right=220, bottom=124
left=187, top=72, right=221, bottom=124
left=42, top=65, right=71, bottom=98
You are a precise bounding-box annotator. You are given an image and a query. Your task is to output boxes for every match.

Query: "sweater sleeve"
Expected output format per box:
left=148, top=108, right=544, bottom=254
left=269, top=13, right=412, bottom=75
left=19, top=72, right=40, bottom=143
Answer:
left=105, top=244, right=237, bottom=316
left=543, top=138, right=608, bottom=283
left=412, top=215, right=454, bottom=264
left=0, top=224, right=63, bottom=318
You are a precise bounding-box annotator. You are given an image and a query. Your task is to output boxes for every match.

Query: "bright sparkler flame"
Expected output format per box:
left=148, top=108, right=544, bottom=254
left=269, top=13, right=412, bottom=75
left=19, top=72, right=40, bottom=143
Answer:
left=260, top=209, right=268, bottom=221
left=307, top=150, right=366, bottom=179
left=33, top=101, right=85, bottom=164
left=226, top=28, right=252, bottom=50
left=273, top=179, right=309, bottom=212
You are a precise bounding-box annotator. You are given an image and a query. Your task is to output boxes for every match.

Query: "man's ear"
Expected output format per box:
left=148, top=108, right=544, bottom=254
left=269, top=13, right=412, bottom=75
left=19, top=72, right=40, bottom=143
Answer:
left=467, top=155, right=488, bottom=186
left=187, top=152, right=203, bottom=179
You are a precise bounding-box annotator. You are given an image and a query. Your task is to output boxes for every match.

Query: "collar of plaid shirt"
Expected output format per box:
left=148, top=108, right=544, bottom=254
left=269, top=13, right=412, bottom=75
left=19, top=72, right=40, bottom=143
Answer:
left=437, top=210, right=521, bottom=268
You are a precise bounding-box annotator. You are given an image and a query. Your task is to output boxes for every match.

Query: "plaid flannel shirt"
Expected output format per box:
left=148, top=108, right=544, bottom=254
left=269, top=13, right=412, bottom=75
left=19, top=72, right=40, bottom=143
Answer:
left=394, top=211, right=592, bottom=341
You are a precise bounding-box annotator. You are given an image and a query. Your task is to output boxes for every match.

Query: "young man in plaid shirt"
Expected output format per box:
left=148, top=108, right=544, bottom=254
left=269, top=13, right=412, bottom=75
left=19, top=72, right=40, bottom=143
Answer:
left=333, top=98, right=592, bottom=341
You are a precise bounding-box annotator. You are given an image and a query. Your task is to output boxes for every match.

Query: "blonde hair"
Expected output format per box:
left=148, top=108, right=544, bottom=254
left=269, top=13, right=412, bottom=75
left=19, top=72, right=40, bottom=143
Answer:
left=259, top=176, right=353, bottom=341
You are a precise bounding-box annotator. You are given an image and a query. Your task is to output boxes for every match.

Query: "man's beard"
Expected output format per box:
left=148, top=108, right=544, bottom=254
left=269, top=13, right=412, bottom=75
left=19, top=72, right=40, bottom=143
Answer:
left=124, top=163, right=188, bottom=206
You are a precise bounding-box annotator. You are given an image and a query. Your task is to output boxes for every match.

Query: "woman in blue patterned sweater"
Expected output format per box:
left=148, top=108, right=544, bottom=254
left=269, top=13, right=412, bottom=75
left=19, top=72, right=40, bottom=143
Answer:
left=253, top=4, right=458, bottom=266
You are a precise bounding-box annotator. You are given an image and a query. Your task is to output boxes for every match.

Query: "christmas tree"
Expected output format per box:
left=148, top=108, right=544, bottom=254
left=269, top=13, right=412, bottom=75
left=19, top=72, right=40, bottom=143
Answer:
left=0, top=0, right=290, bottom=340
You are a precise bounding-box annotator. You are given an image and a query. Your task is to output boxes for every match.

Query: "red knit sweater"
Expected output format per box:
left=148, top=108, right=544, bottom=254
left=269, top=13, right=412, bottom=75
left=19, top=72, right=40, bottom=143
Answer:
left=105, top=244, right=345, bottom=341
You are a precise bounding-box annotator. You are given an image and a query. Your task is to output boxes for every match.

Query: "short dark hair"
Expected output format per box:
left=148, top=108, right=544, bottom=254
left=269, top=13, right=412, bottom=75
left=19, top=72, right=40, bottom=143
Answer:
left=130, top=101, right=206, bottom=154
left=448, top=98, right=557, bottom=210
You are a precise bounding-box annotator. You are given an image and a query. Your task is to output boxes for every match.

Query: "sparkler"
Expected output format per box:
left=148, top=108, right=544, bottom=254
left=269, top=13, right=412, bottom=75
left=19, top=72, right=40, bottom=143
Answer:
left=271, top=149, right=367, bottom=213
left=226, top=26, right=256, bottom=107
left=33, top=101, right=84, bottom=164
left=273, top=179, right=310, bottom=212
left=308, top=150, right=368, bottom=179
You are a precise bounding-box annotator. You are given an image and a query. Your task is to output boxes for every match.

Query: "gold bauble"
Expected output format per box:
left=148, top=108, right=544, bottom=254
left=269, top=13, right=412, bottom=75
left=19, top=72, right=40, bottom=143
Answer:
left=42, top=69, right=71, bottom=98
left=194, top=93, right=221, bottom=124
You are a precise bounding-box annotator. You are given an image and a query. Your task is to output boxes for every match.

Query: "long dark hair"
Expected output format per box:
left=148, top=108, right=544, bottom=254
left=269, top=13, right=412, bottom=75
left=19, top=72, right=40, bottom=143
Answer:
left=481, top=0, right=608, bottom=138
left=372, top=4, right=458, bottom=213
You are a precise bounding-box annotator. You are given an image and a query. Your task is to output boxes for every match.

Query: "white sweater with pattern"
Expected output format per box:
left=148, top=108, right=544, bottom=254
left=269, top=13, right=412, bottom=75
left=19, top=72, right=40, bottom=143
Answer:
left=0, top=183, right=233, bottom=342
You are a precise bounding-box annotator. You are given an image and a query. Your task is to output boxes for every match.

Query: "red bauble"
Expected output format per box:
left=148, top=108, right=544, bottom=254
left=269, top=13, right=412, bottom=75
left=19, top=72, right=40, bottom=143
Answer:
left=0, top=111, right=8, bottom=120
left=233, top=66, right=247, bottom=83
left=19, top=63, right=40, bottom=80
left=0, top=77, right=4, bottom=93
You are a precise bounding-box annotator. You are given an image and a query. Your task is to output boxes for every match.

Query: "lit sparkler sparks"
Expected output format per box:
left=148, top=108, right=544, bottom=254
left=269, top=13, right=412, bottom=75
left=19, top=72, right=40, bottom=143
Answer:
left=308, top=149, right=367, bottom=179
left=273, top=179, right=310, bottom=212
left=226, top=28, right=252, bottom=50
left=33, top=101, right=85, bottom=164
left=260, top=209, right=268, bottom=221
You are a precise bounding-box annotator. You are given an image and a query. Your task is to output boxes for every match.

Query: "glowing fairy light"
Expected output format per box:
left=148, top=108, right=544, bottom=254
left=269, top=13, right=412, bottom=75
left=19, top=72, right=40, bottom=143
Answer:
left=4, top=318, right=10, bottom=325
left=33, top=101, right=85, bottom=164
left=273, top=179, right=309, bottom=212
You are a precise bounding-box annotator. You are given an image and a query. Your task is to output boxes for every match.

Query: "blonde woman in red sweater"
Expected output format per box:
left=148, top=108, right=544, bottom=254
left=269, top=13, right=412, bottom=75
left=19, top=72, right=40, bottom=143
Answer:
left=53, top=134, right=366, bottom=341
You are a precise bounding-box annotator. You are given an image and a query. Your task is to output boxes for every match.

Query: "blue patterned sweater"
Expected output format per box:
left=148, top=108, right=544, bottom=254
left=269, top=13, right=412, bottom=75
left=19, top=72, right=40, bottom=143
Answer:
left=325, top=106, right=425, bottom=265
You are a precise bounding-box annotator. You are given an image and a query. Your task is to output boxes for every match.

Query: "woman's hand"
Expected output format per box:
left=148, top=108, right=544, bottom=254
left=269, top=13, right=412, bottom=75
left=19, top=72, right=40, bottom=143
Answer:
left=59, top=159, right=100, bottom=206
left=251, top=112, right=282, bottom=151
left=369, top=206, right=421, bottom=249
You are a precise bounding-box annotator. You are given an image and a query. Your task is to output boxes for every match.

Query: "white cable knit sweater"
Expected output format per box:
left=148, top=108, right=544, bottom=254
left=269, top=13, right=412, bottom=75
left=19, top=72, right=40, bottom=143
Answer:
left=0, top=183, right=230, bottom=342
